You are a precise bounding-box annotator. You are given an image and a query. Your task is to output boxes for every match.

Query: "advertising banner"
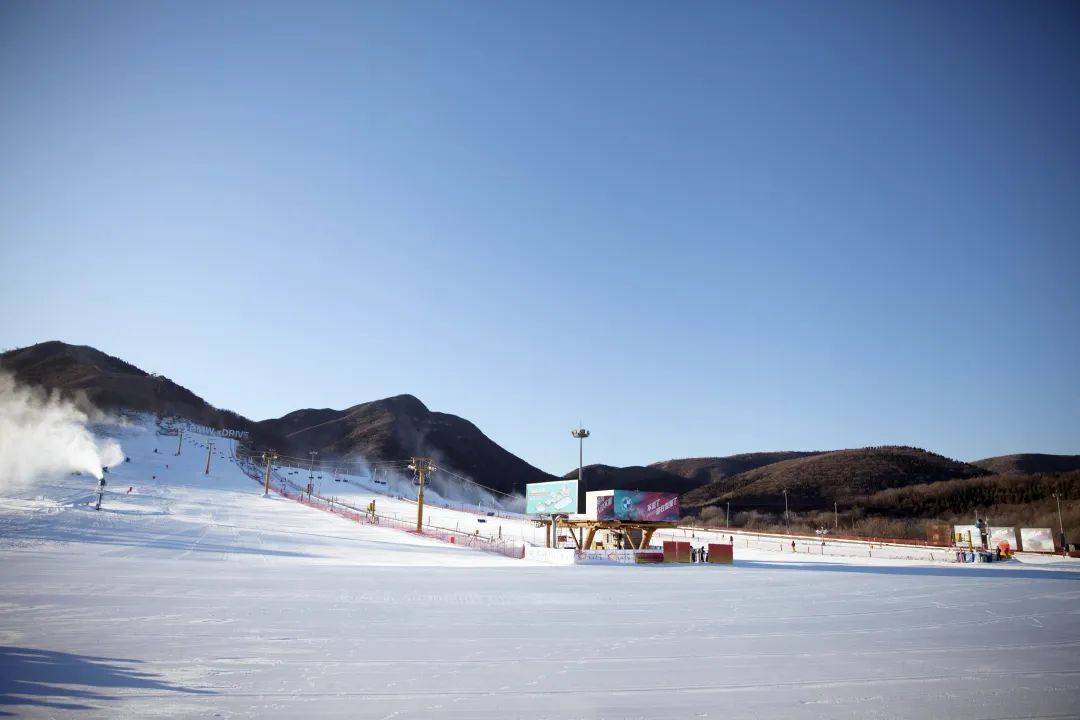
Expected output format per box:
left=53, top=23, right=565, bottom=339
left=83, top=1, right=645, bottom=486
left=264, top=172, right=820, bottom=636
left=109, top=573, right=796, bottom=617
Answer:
left=574, top=549, right=637, bottom=565
left=596, top=490, right=679, bottom=522
left=523, top=546, right=576, bottom=565
left=988, top=527, right=1016, bottom=551
left=1020, top=527, right=1056, bottom=553
left=953, top=525, right=983, bottom=548
left=525, top=479, right=578, bottom=515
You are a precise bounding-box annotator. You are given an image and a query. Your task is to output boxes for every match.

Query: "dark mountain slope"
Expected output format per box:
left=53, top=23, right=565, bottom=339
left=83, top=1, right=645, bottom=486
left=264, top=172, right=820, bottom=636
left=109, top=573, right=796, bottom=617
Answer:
left=683, top=446, right=989, bottom=513
left=650, top=452, right=825, bottom=488
left=559, top=453, right=830, bottom=498
left=972, top=453, right=1080, bottom=476
left=0, top=340, right=275, bottom=443
left=257, top=395, right=557, bottom=495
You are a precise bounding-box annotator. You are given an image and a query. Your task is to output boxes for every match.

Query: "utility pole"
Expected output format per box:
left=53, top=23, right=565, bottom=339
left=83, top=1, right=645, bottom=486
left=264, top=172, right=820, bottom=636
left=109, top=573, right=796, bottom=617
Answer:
left=307, top=450, right=319, bottom=497
left=782, top=488, right=789, bottom=524
left=261, top=450, right=278, bottom=497
left=1053, top=491, right=1066, bottom=551
left=726, top=501, right=730, bottom=527
left=204, top=441, right=214, bottom=475
left=571, top=427, right=590, bottom=496
left=834, top=501, right=838, bottom=530
left=410, top=457, right=436, bottom=533
left=175, top=428, right=183, bottom=456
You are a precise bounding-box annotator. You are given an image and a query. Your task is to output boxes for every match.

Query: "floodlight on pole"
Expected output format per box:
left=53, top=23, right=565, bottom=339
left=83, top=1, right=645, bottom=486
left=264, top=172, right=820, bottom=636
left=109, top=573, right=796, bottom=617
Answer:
left=571, top=427, right=590, bottom=495
left=1053, top=491, right=1066, bottom=551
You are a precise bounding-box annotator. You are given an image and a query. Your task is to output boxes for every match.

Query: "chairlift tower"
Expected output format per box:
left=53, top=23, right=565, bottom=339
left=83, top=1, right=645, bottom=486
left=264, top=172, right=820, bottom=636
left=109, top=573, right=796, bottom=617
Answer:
left=409, top=457, right=437, bottom=532
left=307, top=450, right=319, bottom=496
left=261, top=450, right=278, bottom=497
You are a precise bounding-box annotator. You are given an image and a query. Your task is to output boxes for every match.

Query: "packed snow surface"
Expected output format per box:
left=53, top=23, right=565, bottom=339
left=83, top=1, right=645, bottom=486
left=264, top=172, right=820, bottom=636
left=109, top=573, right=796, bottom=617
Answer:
left=1, top=420, right=1079, bottom=719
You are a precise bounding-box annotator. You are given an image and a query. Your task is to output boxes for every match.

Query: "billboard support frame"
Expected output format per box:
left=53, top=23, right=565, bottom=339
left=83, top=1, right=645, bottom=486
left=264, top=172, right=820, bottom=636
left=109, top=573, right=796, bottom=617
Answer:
left=534, top=517, right=677, bottom=550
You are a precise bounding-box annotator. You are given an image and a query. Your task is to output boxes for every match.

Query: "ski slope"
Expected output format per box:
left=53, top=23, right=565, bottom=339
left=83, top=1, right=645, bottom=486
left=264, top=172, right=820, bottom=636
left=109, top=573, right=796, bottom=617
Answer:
left=258, top=457, right=550, bottom=549
left=2, top=419, right=1079, bottom=719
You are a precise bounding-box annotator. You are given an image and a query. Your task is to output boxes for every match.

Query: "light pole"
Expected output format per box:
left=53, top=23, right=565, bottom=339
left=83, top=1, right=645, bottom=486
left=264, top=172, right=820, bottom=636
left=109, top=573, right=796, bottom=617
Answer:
left=571, top=427, right=589, bottom=495
left=1053, top=491, right=1066, bottom=551
left=782, top=488, right=789, bottom=524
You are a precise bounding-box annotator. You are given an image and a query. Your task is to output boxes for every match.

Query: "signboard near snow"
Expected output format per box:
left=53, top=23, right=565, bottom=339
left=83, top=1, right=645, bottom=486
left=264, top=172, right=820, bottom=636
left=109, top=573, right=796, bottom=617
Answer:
left=597, top=490, right=679, bottom=522
left=574, top=549, right=637, bottom=565
left=953, top=525, right=983, bottom=548
left=988, top=527, right=1016, bottom=551
left=1020, top=527, right=1055, bottom=553
left=163, top=418, right=250, bottom=440
left=525, top=479, right=578, bottom=515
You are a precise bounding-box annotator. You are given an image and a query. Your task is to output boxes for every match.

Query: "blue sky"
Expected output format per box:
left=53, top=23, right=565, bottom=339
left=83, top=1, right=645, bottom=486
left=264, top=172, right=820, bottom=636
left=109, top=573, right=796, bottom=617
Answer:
left=2, top=1, right=1078, bottom=473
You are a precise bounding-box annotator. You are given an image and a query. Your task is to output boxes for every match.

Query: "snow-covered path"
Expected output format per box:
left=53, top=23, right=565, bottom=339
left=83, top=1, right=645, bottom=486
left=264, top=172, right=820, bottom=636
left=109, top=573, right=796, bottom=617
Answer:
left=2, top=421, right=1079, bottom=719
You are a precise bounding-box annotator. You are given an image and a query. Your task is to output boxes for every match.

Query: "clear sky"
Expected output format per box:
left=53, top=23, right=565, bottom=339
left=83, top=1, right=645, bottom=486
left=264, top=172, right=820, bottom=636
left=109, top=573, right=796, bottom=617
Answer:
left=2, top=1, right=1078, bottom=474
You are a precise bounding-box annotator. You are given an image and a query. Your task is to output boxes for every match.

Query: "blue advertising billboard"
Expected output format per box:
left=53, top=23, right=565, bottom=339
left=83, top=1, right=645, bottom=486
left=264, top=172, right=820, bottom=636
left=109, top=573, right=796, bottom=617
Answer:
left=525, top=479, right=578, bottom=515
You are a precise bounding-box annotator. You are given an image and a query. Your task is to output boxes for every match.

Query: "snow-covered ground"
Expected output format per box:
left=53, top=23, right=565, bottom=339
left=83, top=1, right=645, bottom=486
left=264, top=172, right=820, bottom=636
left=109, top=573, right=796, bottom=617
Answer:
left=2, top=420, right=1079, bottom=719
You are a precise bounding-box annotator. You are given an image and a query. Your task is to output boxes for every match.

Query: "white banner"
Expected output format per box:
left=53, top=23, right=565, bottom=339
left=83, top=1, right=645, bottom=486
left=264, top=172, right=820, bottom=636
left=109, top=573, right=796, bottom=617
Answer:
left=523, top=546, right=576, bottom=565
left=988, top=527, right=1016, bottom=550
left=953, top=525, right=983, bottom=548
left=1020, top=527, right=1056, bottom=553
left=574, top=549, right=637, bottom=565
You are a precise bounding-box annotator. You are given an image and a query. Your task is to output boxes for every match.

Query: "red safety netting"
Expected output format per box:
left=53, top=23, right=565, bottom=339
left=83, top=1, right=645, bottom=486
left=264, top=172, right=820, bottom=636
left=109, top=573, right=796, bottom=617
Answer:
left=235, top=451, right=525, bottom=560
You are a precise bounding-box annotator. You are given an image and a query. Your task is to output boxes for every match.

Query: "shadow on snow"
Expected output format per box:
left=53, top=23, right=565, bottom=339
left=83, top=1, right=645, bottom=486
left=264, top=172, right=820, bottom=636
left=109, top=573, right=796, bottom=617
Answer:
left=0, top=646, right=213, bottom=716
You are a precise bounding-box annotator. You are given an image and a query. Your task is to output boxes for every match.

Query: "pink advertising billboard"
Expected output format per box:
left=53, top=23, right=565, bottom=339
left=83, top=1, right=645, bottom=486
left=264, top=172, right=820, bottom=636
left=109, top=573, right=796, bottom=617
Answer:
left=597, top=490, right=679, bottom=522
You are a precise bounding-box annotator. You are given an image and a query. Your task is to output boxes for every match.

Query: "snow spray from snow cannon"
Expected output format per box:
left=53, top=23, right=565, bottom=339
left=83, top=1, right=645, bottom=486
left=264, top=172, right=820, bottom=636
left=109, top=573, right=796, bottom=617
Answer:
left=0, top=371, right=124, bottom=492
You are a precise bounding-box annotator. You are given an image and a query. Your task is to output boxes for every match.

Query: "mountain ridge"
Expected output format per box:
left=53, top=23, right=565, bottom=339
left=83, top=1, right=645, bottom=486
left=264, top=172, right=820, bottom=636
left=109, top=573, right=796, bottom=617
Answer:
left=5, top=340, right=1078, bottom=512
